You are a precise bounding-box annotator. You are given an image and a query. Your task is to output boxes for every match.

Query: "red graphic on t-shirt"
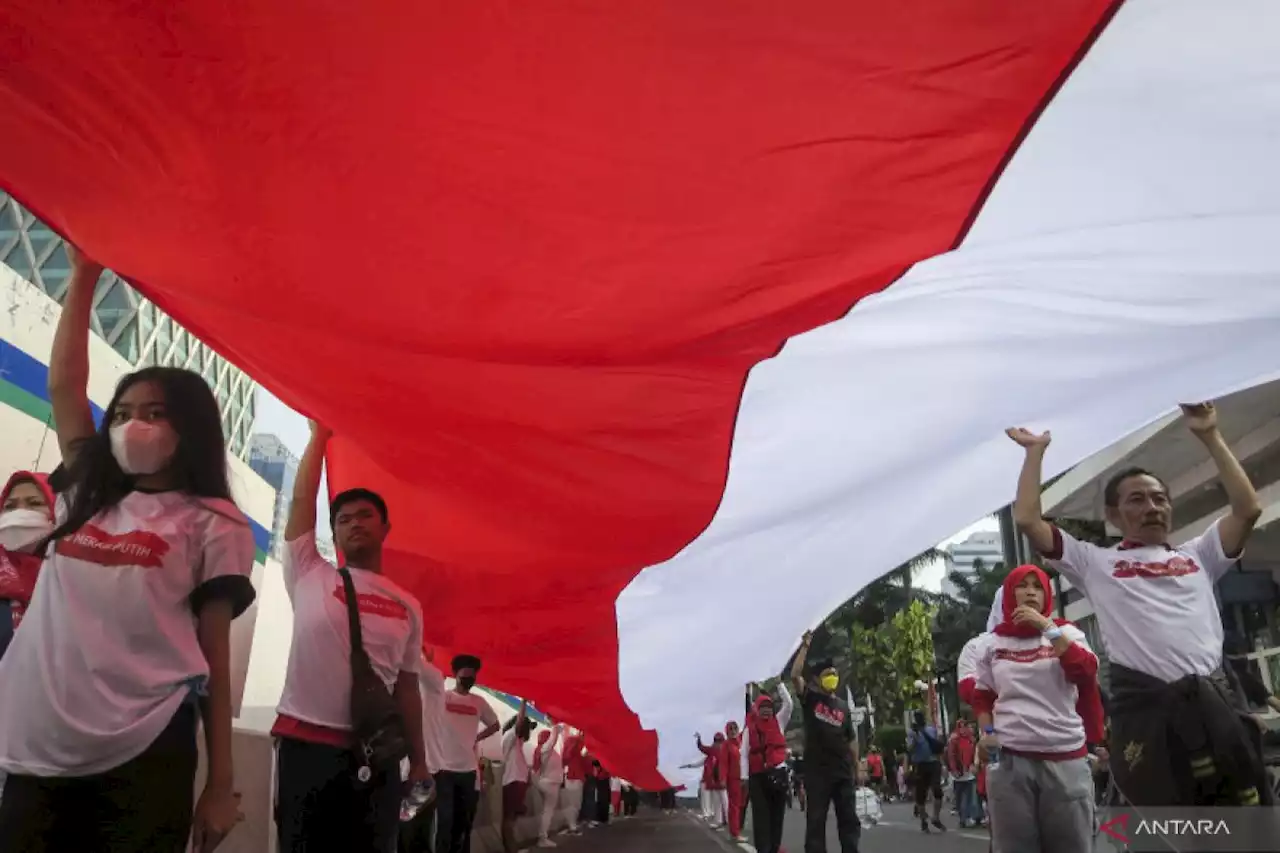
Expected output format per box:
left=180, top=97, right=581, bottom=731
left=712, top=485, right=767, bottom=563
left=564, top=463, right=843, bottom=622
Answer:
left=331, top=585, right=409, bottom=621
left=54, top=524, right=169, bottom=569
left=1111, top=555, right=1200, bottom=580
left=446, top=700, right=481, bottom=716
left=994, top=646, right=1058, bottom=664
left=812, top=701, right=845, bottom=727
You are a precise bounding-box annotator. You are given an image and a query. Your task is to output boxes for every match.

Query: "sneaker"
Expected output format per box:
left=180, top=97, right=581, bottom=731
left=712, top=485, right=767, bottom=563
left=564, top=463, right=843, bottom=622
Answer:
left=921, top=819, right=930, bottom=833
left=537, top=839, right=558, bottom=848
left=931, top=818, right=947, bottom=832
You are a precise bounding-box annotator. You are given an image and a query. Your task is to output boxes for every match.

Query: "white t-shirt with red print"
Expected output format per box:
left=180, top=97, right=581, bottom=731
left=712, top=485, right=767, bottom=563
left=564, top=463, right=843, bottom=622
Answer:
left=973, top=625, right=1093, bottom=755
left=275, top=532, right=424, bottom=737
left=422, top=666, right=499, bottom=774
left=1045, top=520, right=1236, bottom=684
left=0, top=491, right=256, bottom=776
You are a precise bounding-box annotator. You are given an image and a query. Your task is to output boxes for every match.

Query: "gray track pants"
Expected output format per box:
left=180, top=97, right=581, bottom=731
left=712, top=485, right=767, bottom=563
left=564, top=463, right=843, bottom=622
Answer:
left=987, top=753, right=1093, bottom=853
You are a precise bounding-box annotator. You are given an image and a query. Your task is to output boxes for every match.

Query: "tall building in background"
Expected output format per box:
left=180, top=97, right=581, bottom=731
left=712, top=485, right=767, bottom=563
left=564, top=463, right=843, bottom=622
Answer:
left=0, top=193, right=257, bottom=457
left=941, top=530, right=1005, bottom=597
left=248, top=434, right=300, bottom=560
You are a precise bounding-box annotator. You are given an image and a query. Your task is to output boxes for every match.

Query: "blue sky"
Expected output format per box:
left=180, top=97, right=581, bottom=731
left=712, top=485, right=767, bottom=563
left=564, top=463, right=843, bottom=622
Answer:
left=253, top=389, right=997, bottom=591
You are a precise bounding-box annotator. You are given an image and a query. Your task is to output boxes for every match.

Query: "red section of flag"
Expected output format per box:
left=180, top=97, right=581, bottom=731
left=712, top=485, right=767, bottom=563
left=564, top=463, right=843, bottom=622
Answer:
left=0, top=0, right=1119, bottom=786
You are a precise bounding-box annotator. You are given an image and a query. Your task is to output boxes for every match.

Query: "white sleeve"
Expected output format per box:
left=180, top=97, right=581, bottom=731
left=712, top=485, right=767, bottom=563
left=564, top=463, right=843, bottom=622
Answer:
left=1044, top=524, right=1103, bottom=589
left=192, top=510, right=257, bottom=618
left=973, top=642, right=996, bottom=694
left=419, top=661, right=446, bottom=696
left=957, top=636, right=982, bottom=684
left=399, top=600, right=425, bottom=674
left=1188, top=518, right=1239, bottom=581
left=776, top=683, right=794, bottom=729
left=502, top=728, right=517, bottom=758
left=1061, top=624, right=1096, bottom=658
left=282, top=530, right=333, bottom=602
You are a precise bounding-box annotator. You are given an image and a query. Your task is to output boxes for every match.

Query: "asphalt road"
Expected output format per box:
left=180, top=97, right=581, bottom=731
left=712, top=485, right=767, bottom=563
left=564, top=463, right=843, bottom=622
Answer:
left=542, top=801, right=989, bottom=853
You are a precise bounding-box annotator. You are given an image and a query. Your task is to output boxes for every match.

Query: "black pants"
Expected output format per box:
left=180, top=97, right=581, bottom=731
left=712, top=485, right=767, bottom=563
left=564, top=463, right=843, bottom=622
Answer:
left=275, top=737, right=402, bottom=853
left=805, top=774, right=861, bottom=853
left=398, top=795, right=436, bottom=853
left=659, top=788, right=677, bottom=809
left=913, top=761, right=942, bottom=809
left=0, top=702, right=197, bottom=853
left=749, top=772, right=788, bottom=853
left=623, top=788, right=639, bottom=816
left=579, top=776, right=597, bottom=823
left=595, top=779, right=611, bottom=823
left=433, top=771, right=478, bottom=853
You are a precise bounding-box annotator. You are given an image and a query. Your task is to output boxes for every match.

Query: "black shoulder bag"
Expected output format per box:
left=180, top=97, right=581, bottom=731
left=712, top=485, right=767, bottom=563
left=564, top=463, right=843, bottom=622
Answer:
left=339, top=568, right=409, bottom=781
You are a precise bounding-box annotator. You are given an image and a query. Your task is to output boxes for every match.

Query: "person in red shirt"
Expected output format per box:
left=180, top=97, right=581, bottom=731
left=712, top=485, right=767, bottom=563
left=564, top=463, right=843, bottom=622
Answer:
left=722, top=722, right=745, bottom=841
left=695, top=733, right=727, bottom=826
left=945, top=722, right=979, bottom=827
left=0, top=471, right=56, bottom=659
left=865, top=747, right=885, bottom=799
left=744, top=690, right=792, bottom=853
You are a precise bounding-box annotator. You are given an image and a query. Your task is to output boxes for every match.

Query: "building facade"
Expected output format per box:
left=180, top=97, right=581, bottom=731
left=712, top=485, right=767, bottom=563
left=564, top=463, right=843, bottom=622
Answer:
left=0, top=192, right=257, bottom=458
left=248, top=434, right=300, bottom=561
left=941, top=529, right=1005, bottom=597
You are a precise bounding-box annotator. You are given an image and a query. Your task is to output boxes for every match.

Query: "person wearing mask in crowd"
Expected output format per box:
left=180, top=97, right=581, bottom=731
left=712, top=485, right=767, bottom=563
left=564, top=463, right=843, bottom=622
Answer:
left=865, top=748, right=884, bottom=801
left=272, top=420, right=427, bottom=852
left=695, top=732, right=728, bottom=826
left=427, top=653, right=500, bottom=853
left=736, top=696, right=752, bottom=831
left=560, top=729, right=587, bottom=834
left=591, top=759, right=612, bottom=825
left=790, top=631, right=861, bottom=853
left=744, top=682, right=793, bottom=853
left=610, top=773, right=622, bottom=818
left=906, top=710, right=945, bottom=833
left=500, top=701, right=533, bottom=853
left=971, top=564, right=1101, bottom=853
left=0, top=471, right=56, bottom=659
left=722, top=721, right=745, bottom=841
left=0, top=246, right=255, bottom=853
left=945, top=721, right=980, bottom=828
left=1010, top=406, right=1272, bottom=807
left=532, top=722, right=564, bottom=848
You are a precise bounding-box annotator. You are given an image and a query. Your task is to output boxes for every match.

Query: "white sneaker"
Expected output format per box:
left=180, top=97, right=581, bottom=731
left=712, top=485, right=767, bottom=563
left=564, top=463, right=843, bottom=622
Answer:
left=537, top=838, right=558, bottom=848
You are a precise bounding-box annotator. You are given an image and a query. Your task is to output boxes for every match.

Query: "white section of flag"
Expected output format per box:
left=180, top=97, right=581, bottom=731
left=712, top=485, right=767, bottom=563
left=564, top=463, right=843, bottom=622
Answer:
left=616, top=0, right=1280, bottom=784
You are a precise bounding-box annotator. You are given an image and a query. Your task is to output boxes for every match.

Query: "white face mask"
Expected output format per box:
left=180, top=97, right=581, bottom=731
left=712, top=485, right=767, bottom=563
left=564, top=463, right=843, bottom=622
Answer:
left=0, top=508, right=54, bottom=552
left=110, top=420, right=178, bottom=476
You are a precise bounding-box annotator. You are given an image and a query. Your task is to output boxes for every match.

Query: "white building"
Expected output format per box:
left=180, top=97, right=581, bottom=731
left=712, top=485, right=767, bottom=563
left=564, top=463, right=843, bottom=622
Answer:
left=941, top=529, right=1005, bottom=597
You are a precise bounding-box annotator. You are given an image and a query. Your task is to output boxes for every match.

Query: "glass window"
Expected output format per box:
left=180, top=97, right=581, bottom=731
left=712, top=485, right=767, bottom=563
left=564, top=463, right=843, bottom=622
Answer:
left=2, top=240, right=34, bottom=282
left=25, top=223, right=57, bottom=267
left=137, top=302, right=155, bottom=352
left=93, top=278, right=135, bottom=338
left=111, top=316, right=140, bottom=364
left=173, top=330, right=190, bottom=366
left=153, top=317, right=173, bottom=363
left=39, top=242, right=71, bottom=297
left=0, top=200, right=21, bottom=256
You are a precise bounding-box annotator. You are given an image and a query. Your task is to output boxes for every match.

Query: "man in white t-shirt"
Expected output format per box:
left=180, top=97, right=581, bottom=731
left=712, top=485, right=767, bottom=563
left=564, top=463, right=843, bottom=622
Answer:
left=1009, top=401, right=1269, bottom=807
left=500, top=700, right=534, bottom=852
left=426, top=652, right=500, bottom=853
left=272, top=421, right=429, bottom=852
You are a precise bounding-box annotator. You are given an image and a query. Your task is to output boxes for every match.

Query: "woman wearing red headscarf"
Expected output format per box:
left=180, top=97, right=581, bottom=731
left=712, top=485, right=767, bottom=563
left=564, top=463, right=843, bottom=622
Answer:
left=722, top=721, right=744, bottom=841
left=695, top=732, right=727, bottom=826
left=971, top=565, right=1102, bottom=853
left=0, top=471, right=57, bottom=659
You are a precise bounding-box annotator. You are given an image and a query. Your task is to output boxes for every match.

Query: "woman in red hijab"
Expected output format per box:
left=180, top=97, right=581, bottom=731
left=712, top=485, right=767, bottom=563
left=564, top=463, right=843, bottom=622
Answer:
left=0, top=471, right=57, bottom=658
left=695, top=732, right=727, bottom=826
left=970, top=565, right=1102, bottom=853
left=722, top=721, right=744, bottom=841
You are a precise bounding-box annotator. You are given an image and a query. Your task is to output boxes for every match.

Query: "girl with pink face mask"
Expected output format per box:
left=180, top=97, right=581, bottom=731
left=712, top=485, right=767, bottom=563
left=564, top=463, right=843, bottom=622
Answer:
left=0, top=245, right=257, bottom=853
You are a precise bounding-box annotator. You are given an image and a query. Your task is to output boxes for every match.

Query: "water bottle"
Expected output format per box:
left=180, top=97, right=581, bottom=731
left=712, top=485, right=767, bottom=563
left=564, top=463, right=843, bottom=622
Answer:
left=983, top=726, right=1001, bottom=769
left=400, top=779, right=435, bottom=823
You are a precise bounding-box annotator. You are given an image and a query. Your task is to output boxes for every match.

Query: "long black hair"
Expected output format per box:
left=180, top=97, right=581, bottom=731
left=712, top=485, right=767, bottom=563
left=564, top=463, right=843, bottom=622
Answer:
left=42, top=366, right=232, bottom=549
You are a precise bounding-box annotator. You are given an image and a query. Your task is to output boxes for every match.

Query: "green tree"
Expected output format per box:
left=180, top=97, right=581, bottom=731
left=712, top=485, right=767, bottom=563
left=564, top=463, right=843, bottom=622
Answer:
left=890, top=600, right=937, bottom=709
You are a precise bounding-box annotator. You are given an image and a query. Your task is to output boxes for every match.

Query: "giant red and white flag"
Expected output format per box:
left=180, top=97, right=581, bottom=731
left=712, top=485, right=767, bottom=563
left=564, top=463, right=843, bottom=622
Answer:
left=2, top=0, right=1278, bottom=788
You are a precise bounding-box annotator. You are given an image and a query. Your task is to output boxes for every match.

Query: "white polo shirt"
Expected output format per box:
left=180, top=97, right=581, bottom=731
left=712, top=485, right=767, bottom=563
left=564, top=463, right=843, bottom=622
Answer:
left=276, top=532, right=423, bottom=731
left=1046, top=520, right=1235, bottom=684
left=0, top=492, right=255, bottom=776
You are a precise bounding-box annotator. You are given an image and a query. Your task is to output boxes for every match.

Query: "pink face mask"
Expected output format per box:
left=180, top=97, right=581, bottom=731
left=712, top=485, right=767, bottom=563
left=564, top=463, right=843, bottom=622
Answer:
left=109, top=420, right=178, bottom=475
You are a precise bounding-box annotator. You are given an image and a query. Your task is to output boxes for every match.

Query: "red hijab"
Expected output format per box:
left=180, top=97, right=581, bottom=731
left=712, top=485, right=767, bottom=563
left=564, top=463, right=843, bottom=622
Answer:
left=994, top=564, right=1104, bottom=741
left=993, top=564, right=1068, bottom=638
left=0, top=471, right=56, bottom=607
